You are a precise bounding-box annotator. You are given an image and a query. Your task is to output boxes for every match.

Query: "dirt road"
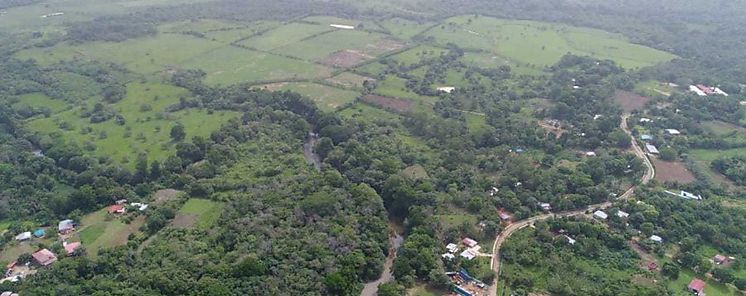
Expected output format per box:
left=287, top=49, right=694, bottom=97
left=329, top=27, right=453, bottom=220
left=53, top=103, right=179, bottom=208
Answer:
left=487, top=113, right=655, bottom=296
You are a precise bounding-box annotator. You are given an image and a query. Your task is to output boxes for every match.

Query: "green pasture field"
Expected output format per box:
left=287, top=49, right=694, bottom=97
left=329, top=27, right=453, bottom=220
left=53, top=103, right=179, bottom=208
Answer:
left=274, top=29, right=388, bottom=61
left=338, top=103, right=401, bottom=122
left=261, top=82, right=360, bottom=111
left=389, top=45, right=447, bottom=66
left=177, top=199, right=225, bottom=229
left=379, top=18, right=435, bottom=40
left=325, top=72, right=373, bottom=89
left=183, top=46, right=332, bottom=86
left=12, top=92, right=69, bottom=113
left=238, top=22, right=332, bottom=51
left=355, top=61, right=388, bottom=76
left=16, top=34, right=224, bottom=74
left=158, top=19, right=249, bottom=34
left=689, top=148, right=746, bottom=163
left=26, top=82, right=239, bottom=165
left=422, top=16, right=676, bottom=69
left=461, top=51, right=545, bottom=75
left=374, top=76, right=438, bottom=104
left=202, top=22, right=281, bottom=44
left=77, top=208, right=146, bottom=257
left=302, top=15, right=385, bottom=32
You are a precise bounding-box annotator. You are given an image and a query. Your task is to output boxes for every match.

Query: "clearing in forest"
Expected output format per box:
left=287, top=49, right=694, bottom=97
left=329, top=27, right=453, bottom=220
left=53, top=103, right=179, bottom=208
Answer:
left=362, top=94, right=413, bottom=113
left=325, top=72, right=374, bottom=89
left=651, top=159, right=697, bottom=184
left=259, top=82, right=360, bottom=111
left=77, top=208, right=146, bottom=257
left=614, top=90, right=652, bottom=112
left=172, top=199, right=225, bottom=229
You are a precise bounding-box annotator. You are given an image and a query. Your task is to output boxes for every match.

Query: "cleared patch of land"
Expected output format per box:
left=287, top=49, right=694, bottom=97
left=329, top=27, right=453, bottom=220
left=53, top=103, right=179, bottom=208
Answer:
left=362, top=94, right=413, bottom=113
left=319, top=50, right=373, bottom=68
left=173, top=199, right=225, bottom=229
left=402, top=164, right=429, bottom=180
left=259, top=82, right=360, bottom=111
left=152, top=188, right=183, bottom=205
left=238, top=22, right=331, bottom=51
left=652, top=159, right=696, bottom=184
left=325, top=72, right=373, bottom=89
left=614, top=90, right=652, bottom=112
left=77, top=208, right=145, bottom=257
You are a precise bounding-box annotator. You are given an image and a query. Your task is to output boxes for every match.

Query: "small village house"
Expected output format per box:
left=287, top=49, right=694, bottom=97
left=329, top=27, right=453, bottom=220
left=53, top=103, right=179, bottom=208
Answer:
left=441, top=253, right=455, bottom=260
left=32, top=249, right=57, bottom=267
left=437, top=86, right=456, bottom=93
left=647, top=262, right=658, bottom=271
left=665, top=129, right=681, bottom=135
left=564, top=235, right=576, bottom=245
left=33, top=229, right=45, bottom=238
left=1, top=292, right=19, bottom=296
left=64, top=241, right=81, bottom=256
left=640, top=134, right=653, bottom=141
left=649, top=235, right=663, bottom=243
left=446, top=243, right=459, bottom=253
left=593, top=210, right=608, bottom=220
left=645, top=143, right=659, bottom=155
left=460, top=249, right=476, bottom=260
left=14, top=232, right=31, bottom=241
left=108, top=204, right=126, bottom=214
left=539, top=203, right=552, bottom=211
left=462, top=238, right=478, bottom=248
left=712, top=254, right=734, bottom=265
left=58, top=219, right=74, bottom=234
left=688, top=278, right=706, bottom=296
left=616, top=210, right=629, bottom=218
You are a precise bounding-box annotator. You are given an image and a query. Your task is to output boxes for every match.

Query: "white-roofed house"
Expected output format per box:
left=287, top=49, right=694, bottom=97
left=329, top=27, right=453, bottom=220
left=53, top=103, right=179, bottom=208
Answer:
left=649, top=235, right=663, bottom=243
left=442, top=253, right=455, bottom=260
left=446, top=243, right=459, bottom=253
left=616, top=210, right=630, bottom=218
left=15, top=232, right=32, bottom=241
left=460, top=249, right=476, bottom=260
left=593, top=210, right=608, bottom=220
left=665, top=129, right=681, bottom=135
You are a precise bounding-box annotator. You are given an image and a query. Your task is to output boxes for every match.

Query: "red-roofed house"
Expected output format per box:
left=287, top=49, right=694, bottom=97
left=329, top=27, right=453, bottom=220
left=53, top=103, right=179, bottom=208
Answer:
left=462, top=238, right=478, bottom=248
left=688, top=278, right=706, bottom=295
left=32, top=249, right=57, bottom=266
left=64, top=241, right=81, bottom=256
left=108, top=204, right=125, bottom=214
left=697, top=84, right=715, bottom=95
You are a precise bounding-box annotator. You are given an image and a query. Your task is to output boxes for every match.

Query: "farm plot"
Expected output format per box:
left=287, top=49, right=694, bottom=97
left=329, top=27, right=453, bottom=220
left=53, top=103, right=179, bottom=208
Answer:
left=275, top=29, right=392, bottom=61
left=461, top=51, right=545, bottom=75
left=325, top=72, right=374, bottom=89
left=389, top=45, right=447, bottom=66
left=16, top=34, right=224, bottom=74
left=651, top=159, right=697, bottom=184
left=238, top=22, right=331, bottom=51
left=26, top=82, right=240, bottom=165
left=362, top=94, right=413, bottom=113
left=423, top=16, right=676, bottom=69
left=373, top=76, right=438, bottom=104
left=379, top=18, right=435, bottom=40
left=159, top=19, right=248, bottom=34
left=172, top=199, right=225, bottom=229
left=614, top=90, right=652, bottom=113
left=182, top=46, right=333, bottom=86
left=77, top=208, right=146, bottom=257
left=259, top=82, right=360, bottom=111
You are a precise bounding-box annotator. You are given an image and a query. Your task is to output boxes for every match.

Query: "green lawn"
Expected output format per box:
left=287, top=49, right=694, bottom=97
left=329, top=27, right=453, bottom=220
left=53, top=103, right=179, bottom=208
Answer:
left=77, top=208, right=145, bottom=257
left=79, top=223, right=106, bottom=244
left=202, top=22, right=281, bottom=43
left=262, top=82, right=360, bottom=111
left=177, top=199, right=225, bottom=229
left=423, top=16, right=676, bottom=69
left=689, top=148, right=746, bottom=162
left=374, top=76, right=438, bottom=104
left=435, top=214, right=478, bottom=229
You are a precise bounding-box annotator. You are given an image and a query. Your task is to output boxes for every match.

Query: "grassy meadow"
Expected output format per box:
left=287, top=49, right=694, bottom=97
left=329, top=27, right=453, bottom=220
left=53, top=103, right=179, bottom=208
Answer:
left=175, top=199, right=225, bottom=230
left=26, top=82, right=239, bottom=166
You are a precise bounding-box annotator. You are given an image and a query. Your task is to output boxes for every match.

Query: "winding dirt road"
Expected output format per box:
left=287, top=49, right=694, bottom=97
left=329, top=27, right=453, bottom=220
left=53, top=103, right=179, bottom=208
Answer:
left=487, top=114, right=655, bottom=296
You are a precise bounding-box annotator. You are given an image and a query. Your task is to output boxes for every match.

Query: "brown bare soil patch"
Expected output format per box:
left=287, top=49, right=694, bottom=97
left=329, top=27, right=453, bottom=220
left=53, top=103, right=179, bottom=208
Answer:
left=402, top=164, right=429, bottom=180
left=362, top=94, right=413, bottom=112
left=614, top=90, right=651, bottom=112
left=537, top=119, right=565, bottom=138
left=319, top=50, right=373, bottom=68
left=153, top=189, right=182, bottom=205
left=652, top=159, right=697, bottom=184
left=365, top=38, right=406, bottom=56
left=171, top=214, right=198, bottom=228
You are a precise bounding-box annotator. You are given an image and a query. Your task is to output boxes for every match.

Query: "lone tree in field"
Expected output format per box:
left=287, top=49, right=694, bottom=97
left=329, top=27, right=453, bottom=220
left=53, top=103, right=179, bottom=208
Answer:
left=170, top=123, right=186, bottom=142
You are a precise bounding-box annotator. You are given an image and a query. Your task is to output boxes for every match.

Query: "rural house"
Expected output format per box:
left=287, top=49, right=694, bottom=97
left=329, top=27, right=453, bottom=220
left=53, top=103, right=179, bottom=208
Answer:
left=688, top=278, right=706, bottom=296
left=539, top=203, right=552, bottom=211
left=108, top=204, right=126, bottom=214
left=1, top=292, right=19, bottom=296
left=58, top=219, right=74, bottom=234
left=665, top=129, right=681, bottom=135
left=14, top=232, right=31, bottom=241
left=645, top=144, right=659, bottom=154
left=616, top=210, right=629, bottom=218
left=33, top=229, right=45, bottom=237
left=446, top=243, right=459, bottom=253
left=640, top=134, right=653, bottom=141
left=64, top=242, right=81, bottom=256
left=32, top=249, right=57, bottom=267
left=462, top=238, right=478, bottom=248
left=649, top=235, right=663, bottom=243
left=593, top=210, right=608, bottom=220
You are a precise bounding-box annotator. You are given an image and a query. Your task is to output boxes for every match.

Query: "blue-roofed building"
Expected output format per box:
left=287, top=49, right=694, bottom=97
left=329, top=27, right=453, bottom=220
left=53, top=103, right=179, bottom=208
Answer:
left=640, top=135, right=653, bottom=141
left=33, top=229, right=46, bottom=238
